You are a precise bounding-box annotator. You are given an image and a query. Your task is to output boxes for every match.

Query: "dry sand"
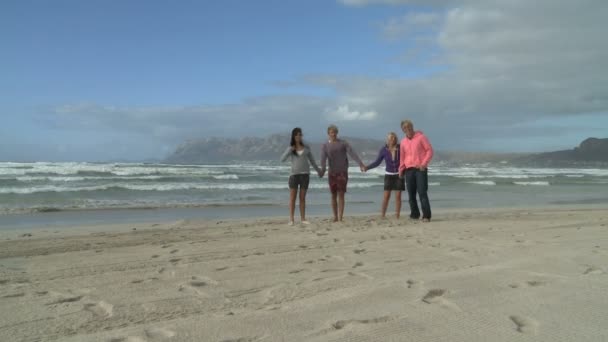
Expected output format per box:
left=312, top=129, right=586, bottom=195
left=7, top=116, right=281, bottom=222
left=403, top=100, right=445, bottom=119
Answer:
left=1, top=208, right=607, bottom=341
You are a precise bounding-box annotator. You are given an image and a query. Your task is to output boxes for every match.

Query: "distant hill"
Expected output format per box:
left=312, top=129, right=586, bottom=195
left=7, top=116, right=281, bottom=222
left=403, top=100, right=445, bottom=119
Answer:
left=163, top=134, right=385, bottom=164
left=163, top=134, right=524, bottom=165
left=164, top=135, right=608, bottom=166
left=513, top=137, right=608, bottom=167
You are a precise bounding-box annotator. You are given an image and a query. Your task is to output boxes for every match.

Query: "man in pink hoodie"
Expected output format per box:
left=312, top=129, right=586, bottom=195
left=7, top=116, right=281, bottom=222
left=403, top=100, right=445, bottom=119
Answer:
left=398, top=120, right=434, bottom=222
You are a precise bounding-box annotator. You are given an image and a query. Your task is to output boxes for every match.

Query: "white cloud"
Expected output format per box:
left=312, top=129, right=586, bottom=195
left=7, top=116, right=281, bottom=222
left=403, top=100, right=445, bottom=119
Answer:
left=327, top=105, right=378, bottom=121
left=50, top=96, right=336, bottom=142
left=333, top=0, right=608, bottom=123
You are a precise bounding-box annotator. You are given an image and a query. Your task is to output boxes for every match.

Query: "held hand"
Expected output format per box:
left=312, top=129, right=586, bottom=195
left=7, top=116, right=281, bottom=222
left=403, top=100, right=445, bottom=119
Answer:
left=360, top=165, right=366, bottom=173
left=419, top=166, right=427, bottom=171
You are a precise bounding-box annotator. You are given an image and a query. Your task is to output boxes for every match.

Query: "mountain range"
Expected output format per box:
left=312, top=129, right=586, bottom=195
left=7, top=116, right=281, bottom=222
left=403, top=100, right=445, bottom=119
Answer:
left=164, top=135, right=608, bottom=167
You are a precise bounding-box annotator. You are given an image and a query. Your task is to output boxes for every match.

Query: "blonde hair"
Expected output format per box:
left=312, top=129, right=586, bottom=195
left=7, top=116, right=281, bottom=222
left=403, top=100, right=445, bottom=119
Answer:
left=387, top=132, right=398, bottom=141
left=327, top=124, right=339, bottom=134
left=400, top=120, right=413, bottom=129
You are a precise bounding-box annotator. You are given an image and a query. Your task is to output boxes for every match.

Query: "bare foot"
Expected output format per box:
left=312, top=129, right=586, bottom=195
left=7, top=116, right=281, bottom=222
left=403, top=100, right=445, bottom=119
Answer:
left=421, top=218, right=430, bottom=222
left=301, top=220, right=310, bottom=225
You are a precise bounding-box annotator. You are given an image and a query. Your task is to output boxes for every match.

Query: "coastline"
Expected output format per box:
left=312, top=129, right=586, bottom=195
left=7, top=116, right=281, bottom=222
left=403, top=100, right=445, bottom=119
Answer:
left=1, top=207, right=607, bottom=341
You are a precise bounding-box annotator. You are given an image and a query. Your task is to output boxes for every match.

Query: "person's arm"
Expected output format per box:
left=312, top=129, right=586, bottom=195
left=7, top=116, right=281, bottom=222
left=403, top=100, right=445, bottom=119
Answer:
left=307, top=148, right=321, bottom=174
left=319, top=144, right=327, bottom=177
left=399, top=140, right=407, bottom=177
left=280, top=146, right=292, bottom=162
left=345, top=141, right=364, bottom=168
left=365, top=147, right=385, bottom=171
left=420, top=136, right=434, bottom=169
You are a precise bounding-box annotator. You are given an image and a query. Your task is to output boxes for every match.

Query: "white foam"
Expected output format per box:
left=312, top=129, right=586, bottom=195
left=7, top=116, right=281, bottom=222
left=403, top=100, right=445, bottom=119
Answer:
left=0, top=181, right=382, bottom=194
left=212, top=174, right=239, bottom=180
left=513, top=181, right=550, bottom=186
left=466, top=181, right=497, bottom=186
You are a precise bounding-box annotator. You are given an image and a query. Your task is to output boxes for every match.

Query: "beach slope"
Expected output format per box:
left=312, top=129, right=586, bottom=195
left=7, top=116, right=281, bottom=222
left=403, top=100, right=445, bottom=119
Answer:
left=1, top=208, right=607, bottom=341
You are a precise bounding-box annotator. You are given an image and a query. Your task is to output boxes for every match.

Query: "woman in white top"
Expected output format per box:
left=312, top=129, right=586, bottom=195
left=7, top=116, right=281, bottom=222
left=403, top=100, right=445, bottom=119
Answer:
left=280, top=127, right=321, bottom=226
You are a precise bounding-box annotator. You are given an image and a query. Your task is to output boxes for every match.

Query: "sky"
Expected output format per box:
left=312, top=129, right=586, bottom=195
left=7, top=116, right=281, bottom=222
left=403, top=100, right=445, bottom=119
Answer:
left=1, top=0, right=607, bottom=162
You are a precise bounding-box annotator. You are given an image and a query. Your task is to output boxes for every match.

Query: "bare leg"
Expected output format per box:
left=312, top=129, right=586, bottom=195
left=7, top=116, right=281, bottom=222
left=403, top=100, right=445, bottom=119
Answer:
left=331, top=192, right=338, bottom=222
left=338, top=191, right=346, bottom=221
left=381, top=190, right=391, bottom=218
left=299, top=188, right=307, bottom=221
left=395, top=191, right=402, bottom=219
left=289, top=188, right=297, bottom=223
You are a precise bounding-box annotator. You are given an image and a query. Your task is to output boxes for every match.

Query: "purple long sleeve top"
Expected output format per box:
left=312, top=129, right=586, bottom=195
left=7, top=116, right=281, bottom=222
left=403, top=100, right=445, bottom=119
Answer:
left=366, top=145, right=401, bottom=174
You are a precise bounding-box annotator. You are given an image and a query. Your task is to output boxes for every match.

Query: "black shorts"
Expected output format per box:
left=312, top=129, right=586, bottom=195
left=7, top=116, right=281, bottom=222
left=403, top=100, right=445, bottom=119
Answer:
left=384, top=174, right=405, bottom=191
left=288, top=174, right=310, bottom=190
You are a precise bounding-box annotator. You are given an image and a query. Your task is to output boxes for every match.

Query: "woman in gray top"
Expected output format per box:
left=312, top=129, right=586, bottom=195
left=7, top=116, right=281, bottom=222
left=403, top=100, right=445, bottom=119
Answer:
left=280, top=127, right=321, bottom=226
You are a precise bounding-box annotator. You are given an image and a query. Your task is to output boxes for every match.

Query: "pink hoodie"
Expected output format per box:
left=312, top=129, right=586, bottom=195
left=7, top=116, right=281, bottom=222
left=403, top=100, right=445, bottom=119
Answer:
left=399, top=131, right=433, bottom=172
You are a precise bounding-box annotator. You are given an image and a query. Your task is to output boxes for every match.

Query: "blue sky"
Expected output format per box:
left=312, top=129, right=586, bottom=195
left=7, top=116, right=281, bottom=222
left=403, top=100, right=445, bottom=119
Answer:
left=2, top=0, right=607, bottom=161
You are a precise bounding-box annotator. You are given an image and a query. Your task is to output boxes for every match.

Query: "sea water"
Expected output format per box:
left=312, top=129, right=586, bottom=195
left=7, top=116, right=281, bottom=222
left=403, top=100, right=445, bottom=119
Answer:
left=1, top=161, right=607, bottom=227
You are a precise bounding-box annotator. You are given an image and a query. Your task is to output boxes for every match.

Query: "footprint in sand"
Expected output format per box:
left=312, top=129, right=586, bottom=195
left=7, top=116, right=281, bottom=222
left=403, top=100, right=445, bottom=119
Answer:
left=109, top=337, right=147, bottom=342
left=2, top=292, right=25, bottom=298
left=509, top=315, right=539, bottom=334
left=179, top=276, right=218, bottom=296
left=352, top=262, right=364, bottom=268
left=189, top=275, right=217, bottom=287
left=145, top=327, right=176, bottom=339
left=46, top=294, right=83, bottom=305
left=329, top=315, right=396, bottom=331
left=84, top=301, right=113, bottom=318
left=422, top=289, right=446, bottom=303
left=347, top=271, right=373, bottom=280
left=583, top=266, right=604, bottom=275
left=510, top=280, right=546, bottom=288
left=219, top=336, right=264, bottom=342
left=216, top=266, right=229, bottom=271
left=169, top=249, right=179, bottom=254
left=422, top=289, right=461, bottom=311
left=526, top=280, right=545, bottom=287
left=353, top=248, right=366, bottom=254
left=406, top=279, right=423, bottom=289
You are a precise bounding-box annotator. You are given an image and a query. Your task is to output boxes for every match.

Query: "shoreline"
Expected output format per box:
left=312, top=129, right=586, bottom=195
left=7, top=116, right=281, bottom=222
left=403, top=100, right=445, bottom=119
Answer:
left=2, top=202, right=608, bottom=232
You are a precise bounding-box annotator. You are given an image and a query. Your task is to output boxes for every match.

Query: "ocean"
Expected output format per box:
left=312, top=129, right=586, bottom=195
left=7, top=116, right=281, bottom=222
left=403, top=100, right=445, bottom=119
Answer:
left=1, top=161, right=607, bottom=227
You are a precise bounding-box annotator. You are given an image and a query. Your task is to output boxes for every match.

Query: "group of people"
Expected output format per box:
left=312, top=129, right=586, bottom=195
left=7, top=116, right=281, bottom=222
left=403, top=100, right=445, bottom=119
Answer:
left=280, top=120, right=433, bottom=225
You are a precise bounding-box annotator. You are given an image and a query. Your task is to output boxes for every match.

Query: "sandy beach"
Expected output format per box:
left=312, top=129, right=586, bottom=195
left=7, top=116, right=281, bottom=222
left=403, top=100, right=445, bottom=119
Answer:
left=1, top=208, right=607, bottom=342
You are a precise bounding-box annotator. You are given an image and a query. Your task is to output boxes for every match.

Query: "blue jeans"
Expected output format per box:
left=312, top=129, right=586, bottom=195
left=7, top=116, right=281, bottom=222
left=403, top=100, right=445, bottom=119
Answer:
left=404, top=168, right=431, bottom=219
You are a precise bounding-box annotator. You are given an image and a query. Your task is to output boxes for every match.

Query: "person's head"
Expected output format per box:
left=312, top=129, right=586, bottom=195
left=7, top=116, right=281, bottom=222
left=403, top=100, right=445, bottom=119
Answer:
left=290, top=127, right=303, bottom=148
left=386, top=132, right=398, bottom=147
left=327, top=124, right=338, bottom=141
left=401, top=120, right=415, bottom=139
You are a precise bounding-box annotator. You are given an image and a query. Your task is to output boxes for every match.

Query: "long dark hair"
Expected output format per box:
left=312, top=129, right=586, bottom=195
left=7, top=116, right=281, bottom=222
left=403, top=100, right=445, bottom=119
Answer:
left=290, top=127, right=306, bottom=155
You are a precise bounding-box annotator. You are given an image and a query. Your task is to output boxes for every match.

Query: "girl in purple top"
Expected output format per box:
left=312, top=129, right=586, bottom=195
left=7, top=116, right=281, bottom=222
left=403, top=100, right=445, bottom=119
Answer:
left=364, top=132, right=405, bottom=219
